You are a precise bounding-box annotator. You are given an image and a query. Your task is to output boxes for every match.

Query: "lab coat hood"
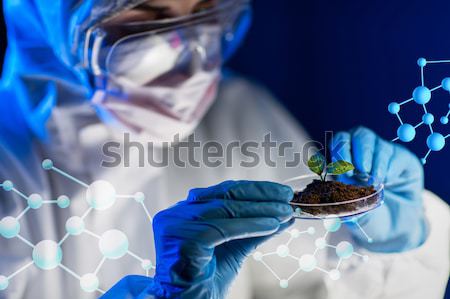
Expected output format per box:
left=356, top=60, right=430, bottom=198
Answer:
left=0, top=0, right=148, bottom=138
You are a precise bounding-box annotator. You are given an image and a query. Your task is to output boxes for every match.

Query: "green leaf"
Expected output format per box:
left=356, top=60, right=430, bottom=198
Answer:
left=326, top=160, right=355, bottom=175
left=308, top=153, right=326, bottom=176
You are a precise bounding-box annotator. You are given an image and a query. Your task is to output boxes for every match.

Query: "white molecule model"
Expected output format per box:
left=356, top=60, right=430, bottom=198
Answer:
left=80, top=273, right=99, bottom=293
left=0, top=160, right=155, bottom=294
left=252, top=251, right=263, bottom=261
left=0, top=276, right=8, bottom=291
left=27, top=194, right=43, bottom=209
left=134, top=192, right=145, bottom=203
left=279, top=279, right=289, bottom=289
left=2, top=180, right=13, bottom=191
left=32, top=240, right=63, bottom=270
left=141, top=259, right=153, bottom=271
left=251, top=216, right=372, bottom=288
left=323, top=216, right=341, bottom=232
left=329, top=269, right=341, bottom=281
left=57, top=195, right=70, bottom=208
left=98, top=229, right=129, bottom=260
left=0, top=217, right=20, bottom=239
left=290, top=228, right=301, bottom=238
left=388, top=57, right=450, bottom=164
left=335, top=241, right=354, bottom=259
left=65, top=217, right=85, bottom=236
left=315, top=237, right=327, bottom=249
left=86, top=180, right=116, bottom=211
left=276, top=245, right=290, bottom=258
left=299, top=254, right=317, bottom=272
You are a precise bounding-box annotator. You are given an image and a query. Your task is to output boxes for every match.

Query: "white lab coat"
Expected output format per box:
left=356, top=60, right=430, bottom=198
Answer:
left=0, top=75, right=448, bottom=299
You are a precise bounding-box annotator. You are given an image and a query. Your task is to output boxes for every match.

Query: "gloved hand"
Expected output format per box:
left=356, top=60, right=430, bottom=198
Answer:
left=102, top=180, right=294, bottom=299
left=331, top=126, right=427, bottom=252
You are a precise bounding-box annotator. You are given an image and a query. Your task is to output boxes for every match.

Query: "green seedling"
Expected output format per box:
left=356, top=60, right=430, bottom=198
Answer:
left=307, top=152, right=354, bottom=182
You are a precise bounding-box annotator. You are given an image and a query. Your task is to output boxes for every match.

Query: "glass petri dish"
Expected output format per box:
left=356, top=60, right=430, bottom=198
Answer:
left=284, top=174, right=384, bottom=219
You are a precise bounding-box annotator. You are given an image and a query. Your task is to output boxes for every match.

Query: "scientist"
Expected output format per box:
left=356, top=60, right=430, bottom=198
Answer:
left=0, top=0, right=448, bottom=299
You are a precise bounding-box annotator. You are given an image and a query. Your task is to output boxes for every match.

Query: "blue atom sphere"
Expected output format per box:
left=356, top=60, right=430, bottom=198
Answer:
left=442, top=78, right=450, bottom=91
left=422, top=113, right=435, bottom=125
left=417, top=58, right=427, bottom=67
left=397, top=124, right=416, bottom=142
left=412, top=86, right=431, bottom=104
left=441, top=116, right=449, bottom=125
left=427, top=133, right=446, bottom=151
left=388, top=102, right=400, bottom=114
left=41, top=159, right=53, bottom=170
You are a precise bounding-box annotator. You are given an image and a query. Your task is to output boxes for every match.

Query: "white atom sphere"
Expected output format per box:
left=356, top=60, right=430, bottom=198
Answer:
left=141, top=259, right=153, bottom=270
left=0, top=275, right=8, bottom=290
left=32, top=240, right=62, bottom=270
left=276, top=245, right=290, bottom=258
left=315, top=237, right=327, bottom=249
left=57, top=195, right=70, bottom=209
left=253, top=251, right=263, bottom=261
left=323, top=216, right=341, bottom=232
left=65, top=216, right=85, bottom=236
left=329, top=269, right=341, bottom=280
left=27, top=193, right=43, bottom=209
left=99, top=229, right=129, bottom=259
left=335, top=241, right=354, bottom=259
left=86, top=180, right=116, bottom=210
left=299, top=254, right=317, bottom=272
left=134, top=192, right=145, bottom=203
left=279, top=279, right=289, bottom=288
left=362, top=255, right=369, bottom=262
left=80, top=273, right=99, bottom=293
left=307, top=227, right=315, bottom=235
left=290, top=228, right=300, bottom=238
left=0, top=216, right=20, bottom=239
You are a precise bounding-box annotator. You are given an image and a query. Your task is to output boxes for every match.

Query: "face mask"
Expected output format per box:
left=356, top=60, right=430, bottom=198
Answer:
left=91, top=25, right=222, bottom=143
left=91, top=69, right=220, bottom=143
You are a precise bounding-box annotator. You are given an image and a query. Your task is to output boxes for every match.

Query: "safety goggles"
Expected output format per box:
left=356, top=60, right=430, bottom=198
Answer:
left=82, top=0, right=251, bottom=79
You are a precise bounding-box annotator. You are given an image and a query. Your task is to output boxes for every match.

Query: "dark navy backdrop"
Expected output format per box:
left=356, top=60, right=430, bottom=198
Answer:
left=0, top=0, right=448, bottom=297
left=228, top=0, right=450, bottom=204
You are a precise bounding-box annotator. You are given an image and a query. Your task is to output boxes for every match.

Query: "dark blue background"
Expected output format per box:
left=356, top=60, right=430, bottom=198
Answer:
left=0, top=1, right=448, bottom=297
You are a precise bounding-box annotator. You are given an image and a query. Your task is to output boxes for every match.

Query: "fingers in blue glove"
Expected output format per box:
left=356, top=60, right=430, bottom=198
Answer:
left=331, top=131, right=353, bottom=176
left=187, top=180, right=293, bottom=203
left=174, top=199, right=293, bottom=223
left=332, top=127, right=396, bottom=182
left=371, top=137, right=394, bottom=182
left=350, top=127, right=377, bottom=174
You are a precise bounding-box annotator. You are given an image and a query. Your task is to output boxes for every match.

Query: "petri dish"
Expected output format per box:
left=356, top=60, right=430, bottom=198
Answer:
left=284, top=174, right=384, bottom=219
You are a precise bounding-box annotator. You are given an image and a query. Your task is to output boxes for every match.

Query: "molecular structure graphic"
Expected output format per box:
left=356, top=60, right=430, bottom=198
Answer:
left=388, top=57, right=450, bottom=164
left=0, top=159, right=155, bottom=294
left=252, top=215, right=372, bottom=288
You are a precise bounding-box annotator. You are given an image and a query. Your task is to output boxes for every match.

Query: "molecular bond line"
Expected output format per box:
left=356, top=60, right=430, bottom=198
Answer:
left=252, top=216, right=371, bottom=288
left=388, top=57, right=450, bottom=164
left=0, top=159, right=155, bottom=294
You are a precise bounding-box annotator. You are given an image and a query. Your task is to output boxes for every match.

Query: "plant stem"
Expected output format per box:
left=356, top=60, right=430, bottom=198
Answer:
left=323, top=172, right=328, bottom=182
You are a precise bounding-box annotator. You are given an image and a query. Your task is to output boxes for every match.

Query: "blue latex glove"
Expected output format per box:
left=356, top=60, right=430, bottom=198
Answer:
left=331, top=127, right=427, bottom=252
left=102, top=181, right=294, bottom=299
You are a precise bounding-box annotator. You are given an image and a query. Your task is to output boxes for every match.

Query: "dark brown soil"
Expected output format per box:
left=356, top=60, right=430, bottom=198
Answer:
left=291, top=180, right=377, bottom=216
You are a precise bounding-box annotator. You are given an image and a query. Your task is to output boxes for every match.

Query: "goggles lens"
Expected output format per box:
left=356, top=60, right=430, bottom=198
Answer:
left=84, top=0, right=250, bottom=79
